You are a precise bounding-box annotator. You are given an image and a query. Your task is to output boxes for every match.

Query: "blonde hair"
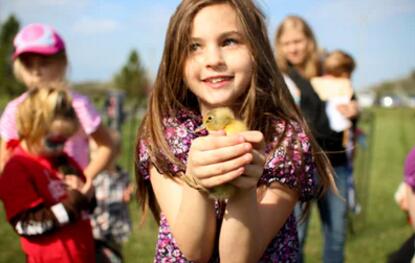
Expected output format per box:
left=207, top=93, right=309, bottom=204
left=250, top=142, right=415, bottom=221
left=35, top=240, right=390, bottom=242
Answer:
left=275, top=15, right=320, bottom=79
left=323, top=50, right=355, bottom=77
left=136, top=0, right=335, bottom=221
left=17, top=85, right=78, bottom=150
left=13, top=51, right=68, bottom=87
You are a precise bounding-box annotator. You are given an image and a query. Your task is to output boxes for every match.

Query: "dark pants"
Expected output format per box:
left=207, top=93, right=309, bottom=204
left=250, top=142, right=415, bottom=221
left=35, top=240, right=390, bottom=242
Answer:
left=387, top=234, right=415, bottom=263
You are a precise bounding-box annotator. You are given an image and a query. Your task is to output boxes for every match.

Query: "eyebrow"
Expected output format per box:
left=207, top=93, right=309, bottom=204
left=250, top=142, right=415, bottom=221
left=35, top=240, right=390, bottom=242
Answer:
left=190, top=30, right=243, bottom=41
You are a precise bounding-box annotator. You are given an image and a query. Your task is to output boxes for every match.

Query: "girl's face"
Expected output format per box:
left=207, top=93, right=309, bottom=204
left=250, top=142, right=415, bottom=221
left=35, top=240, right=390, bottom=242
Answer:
left=183, top=3, right=253, bottom=116
left=279, top=28, right=309, bottom=67
left=18, top=53, right=66, bottom=89
left=40, top=118, right=75, bottom=157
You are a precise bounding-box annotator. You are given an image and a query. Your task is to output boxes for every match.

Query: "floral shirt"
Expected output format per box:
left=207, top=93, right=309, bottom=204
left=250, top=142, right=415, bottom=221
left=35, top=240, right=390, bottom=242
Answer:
left=137, top=109, right=316, bottom=262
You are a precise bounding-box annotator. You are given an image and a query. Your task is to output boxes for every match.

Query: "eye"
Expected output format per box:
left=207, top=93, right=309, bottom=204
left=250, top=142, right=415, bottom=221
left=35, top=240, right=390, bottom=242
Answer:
left=189, top=42, right=201, bottom=52
left=222, top=38, right=238, bottom=47
left=206, top=116, right=213, bottom=122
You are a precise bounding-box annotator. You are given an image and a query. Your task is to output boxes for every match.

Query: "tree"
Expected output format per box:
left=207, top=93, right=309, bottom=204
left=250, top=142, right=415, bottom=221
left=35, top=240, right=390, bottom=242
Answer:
left=0, top=15, right=24, bottom=97
left=113, top=49, right=149, bottom=106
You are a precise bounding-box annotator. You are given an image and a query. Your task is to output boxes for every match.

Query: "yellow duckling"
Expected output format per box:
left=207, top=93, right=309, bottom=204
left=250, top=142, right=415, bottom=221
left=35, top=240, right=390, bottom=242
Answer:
left=203, top=107, right=248, bottom=200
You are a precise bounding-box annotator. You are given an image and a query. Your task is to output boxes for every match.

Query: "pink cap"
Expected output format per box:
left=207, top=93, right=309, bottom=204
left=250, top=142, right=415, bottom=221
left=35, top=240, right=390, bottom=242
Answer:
left=404, top=146, right=415, bottom=190
left=13, top=23, right=65, bottom=59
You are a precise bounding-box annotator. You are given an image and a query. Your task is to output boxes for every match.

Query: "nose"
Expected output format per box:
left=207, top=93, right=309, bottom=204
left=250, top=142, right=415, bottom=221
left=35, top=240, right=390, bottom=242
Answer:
left=31, top=58, right=43, bottom=76
left=204, top=45, right=225, bottom=69
left=286, top=42, right=298, bottom=54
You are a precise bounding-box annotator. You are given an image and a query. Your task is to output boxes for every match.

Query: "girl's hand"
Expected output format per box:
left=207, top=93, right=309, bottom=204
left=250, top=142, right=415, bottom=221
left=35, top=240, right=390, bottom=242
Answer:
left=186, top=130, right=253, bottom=190
left=65, top=175, right=94, bottom=198
left=56, top=172, right=65, bottom=180
left=64, top=175, right=85, bottom=192
left=122, top=183, right=134, bottom=203
left=230, top=131, right=266, bottom=190
left=81, top=177, right=95, bottom=199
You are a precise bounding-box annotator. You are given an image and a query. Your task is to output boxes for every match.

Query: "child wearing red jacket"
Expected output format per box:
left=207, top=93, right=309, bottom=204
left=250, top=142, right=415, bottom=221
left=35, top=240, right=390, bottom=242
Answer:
left=0, top=86, right=95, bottom=263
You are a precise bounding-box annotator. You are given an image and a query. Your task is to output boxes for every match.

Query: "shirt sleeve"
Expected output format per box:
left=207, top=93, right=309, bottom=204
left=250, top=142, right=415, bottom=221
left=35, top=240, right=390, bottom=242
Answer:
left=136, top=139, right=150, bottom=180
left=71, top=91, right=101, bottom=135
left=0, top=157, right=45, bottom=221
left=259, top=121, right=316, bottom=202
left=0, top=96, right=25, bottom=141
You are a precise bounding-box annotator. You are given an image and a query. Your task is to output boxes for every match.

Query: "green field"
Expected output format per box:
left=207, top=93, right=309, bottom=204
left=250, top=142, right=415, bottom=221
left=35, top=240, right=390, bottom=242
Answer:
left=0, top=107, right=414, bottom=262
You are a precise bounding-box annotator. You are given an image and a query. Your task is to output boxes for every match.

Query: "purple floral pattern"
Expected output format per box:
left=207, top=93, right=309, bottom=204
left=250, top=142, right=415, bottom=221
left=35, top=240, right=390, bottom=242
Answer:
left=137, top=109, right=316, bottom=262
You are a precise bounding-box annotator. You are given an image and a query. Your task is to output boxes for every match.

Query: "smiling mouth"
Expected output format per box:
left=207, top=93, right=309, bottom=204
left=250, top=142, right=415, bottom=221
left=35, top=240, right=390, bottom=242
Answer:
left=203, top=76, right=233, bottom=84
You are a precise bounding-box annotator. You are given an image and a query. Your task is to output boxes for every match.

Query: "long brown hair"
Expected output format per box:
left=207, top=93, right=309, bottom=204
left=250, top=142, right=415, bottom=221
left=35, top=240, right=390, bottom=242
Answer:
left=274, top=15, right=320, bottom=79
left=136, top=0, right=335, bottom=221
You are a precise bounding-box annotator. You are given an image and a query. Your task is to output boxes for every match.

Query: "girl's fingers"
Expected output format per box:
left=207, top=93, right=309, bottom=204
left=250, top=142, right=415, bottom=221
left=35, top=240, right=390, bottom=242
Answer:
left=192, top=134, right=246, bottom=151
left=191, top=142, right=252, bottom=166
left=64, top=175, right=84, bottom=189
left=199, top=167, right=245, bottom=188
left=192, top=152, right=253, bottom=180
left=185, top=129, right=266, bottom=189
left=208, top=130, right=226, bottom=136
left=238, top=130, right=263, bottom=143
left=229, top=151, right=265, bottom=189
left=238, top=131, right=265, bottom=150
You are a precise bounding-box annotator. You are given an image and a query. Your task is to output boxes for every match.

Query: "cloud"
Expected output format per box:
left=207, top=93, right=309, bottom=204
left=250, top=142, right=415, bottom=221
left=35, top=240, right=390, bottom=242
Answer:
left=72, top=17, right=119, bottom=34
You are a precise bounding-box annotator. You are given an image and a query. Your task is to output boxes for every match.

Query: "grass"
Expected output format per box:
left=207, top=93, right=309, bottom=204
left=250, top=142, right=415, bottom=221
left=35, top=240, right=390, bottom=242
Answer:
left=303, top=107, right=415, bottom=263
left=1, top=107, right=415, bottom=262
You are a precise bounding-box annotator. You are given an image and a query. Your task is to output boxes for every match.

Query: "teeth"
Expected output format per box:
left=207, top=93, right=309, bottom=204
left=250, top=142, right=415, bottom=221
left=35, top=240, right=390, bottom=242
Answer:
left=210, top=77, right=226, bottom=83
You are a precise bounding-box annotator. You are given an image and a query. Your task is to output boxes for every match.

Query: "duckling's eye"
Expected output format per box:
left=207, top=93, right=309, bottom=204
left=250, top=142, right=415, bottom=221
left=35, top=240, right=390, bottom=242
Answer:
left=206, top=116, right=213, bottom=122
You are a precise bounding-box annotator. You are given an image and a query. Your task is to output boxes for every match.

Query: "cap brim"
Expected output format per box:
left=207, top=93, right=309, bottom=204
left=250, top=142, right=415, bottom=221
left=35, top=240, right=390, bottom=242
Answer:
left=13, top=46, right=63, bottom=60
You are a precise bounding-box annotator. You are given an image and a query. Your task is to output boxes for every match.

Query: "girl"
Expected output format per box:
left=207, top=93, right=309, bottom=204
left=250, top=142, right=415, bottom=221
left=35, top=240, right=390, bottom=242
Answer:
left=0, top=87, right=95, bottom=263
left=274, top=16, right=332, bottom=142
left=136, top=1, right=335, bottom=262
left=0, top=23, right=113, bottom=192
left=275, top=16, right=359, bottom=263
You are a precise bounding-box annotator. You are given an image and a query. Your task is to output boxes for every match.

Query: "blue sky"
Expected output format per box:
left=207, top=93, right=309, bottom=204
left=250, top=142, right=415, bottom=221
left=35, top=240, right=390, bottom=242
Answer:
left=1, top=0, right=414, bottom=90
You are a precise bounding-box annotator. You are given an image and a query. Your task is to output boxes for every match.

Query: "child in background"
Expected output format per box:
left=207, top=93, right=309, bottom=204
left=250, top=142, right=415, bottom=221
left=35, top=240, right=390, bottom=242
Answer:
left=311, top=50, right=356, bottom=142
left=136, top=0, right=336, bottom=262
left=313, top=50, right=361, bottom=214
left=90, top=129, right=132, bottom=263
left=0, top=87, right=95, bottom=263
left=275, top=18, right=359, bottom=263
left=311, top=50, right=355, bottom=101
left=0, top=23, right=113, bottom=192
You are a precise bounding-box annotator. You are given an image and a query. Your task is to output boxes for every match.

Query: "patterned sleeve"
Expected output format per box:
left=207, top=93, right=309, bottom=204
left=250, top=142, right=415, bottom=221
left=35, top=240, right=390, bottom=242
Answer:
left=70, top=91, right=101, bottom=135
left=137, top=139, right=151, bottom=180
left=136, top=110, right=205, bottom=182
left=259, top=120, right=316, bottom=202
